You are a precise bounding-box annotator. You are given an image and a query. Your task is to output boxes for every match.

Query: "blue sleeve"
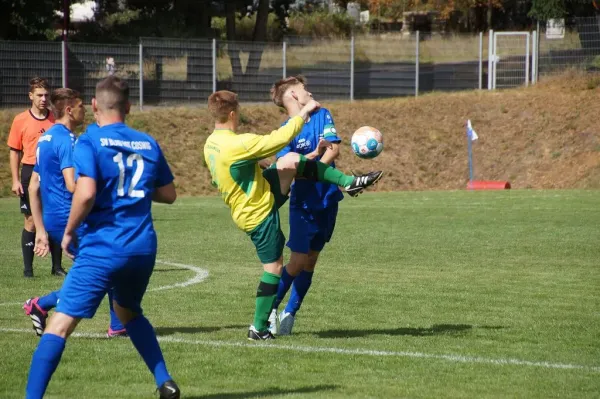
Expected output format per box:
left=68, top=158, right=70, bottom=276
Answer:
left=155, top=144, right=174, bottom=188
left=73, top=135, right=98, bottom=180
left=33, top=144, right=40, bottom=173
left=276, top=142, right=293, bottom=160
left=57, top=136, right=74, bottom=171
left=322, top=109, right=341, bottom=143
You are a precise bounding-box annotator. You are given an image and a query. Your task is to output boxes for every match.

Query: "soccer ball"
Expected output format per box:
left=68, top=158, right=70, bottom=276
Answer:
left=351, top=126, right=383, bottom=159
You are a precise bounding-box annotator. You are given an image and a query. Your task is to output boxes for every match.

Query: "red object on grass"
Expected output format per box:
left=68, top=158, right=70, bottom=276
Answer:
left=467, top=181, right=511, bottom=190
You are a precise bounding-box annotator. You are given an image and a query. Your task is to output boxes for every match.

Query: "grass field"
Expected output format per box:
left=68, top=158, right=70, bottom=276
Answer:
left=0, top=190, right=599, bottom=398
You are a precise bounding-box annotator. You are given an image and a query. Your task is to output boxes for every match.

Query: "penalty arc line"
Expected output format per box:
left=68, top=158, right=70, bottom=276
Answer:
left=149, top=260, right=209, bottom=292
left=0, top=327, right=598, bottom=373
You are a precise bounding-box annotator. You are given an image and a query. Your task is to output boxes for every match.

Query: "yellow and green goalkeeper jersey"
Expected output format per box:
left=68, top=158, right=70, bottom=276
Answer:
left=203, top=115, right=305, bottom=232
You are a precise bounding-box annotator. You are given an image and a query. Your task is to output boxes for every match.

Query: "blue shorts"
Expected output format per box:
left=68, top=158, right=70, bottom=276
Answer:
left=287, top=203, right=338, bottom=254
left=47, top=229, right=79, bottom=257
left=55, top=253, right=156, bottom=318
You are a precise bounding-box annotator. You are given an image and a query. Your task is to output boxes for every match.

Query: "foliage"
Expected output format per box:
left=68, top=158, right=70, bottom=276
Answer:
left=287, top=10, right=362, bottom=38
left=0, top=0, right=61, bottom=40
left=528, top=0, right=567, bottom=20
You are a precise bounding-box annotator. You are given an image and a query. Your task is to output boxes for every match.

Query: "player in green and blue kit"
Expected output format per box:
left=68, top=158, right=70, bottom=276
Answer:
left=24, top=91, right=126, bottom=338
left=268, top=76, right=373, bottom=335
left=25, top=77, right=180, bottom=399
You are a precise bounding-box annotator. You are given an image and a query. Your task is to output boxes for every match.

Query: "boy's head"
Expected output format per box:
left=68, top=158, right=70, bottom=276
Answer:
left=93, top=76, right=130, bottom=116
left=208, top=90, right=239, bottom=130
left=50, top=88, right=86, bottom=125
left=270, top=75, right=312, bottom=108
left=28, top=77, right=50, bottom=111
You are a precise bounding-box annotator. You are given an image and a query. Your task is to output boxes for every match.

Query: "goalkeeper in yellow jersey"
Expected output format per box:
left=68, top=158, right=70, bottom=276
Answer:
left=204, top=91, right=383, bottom=340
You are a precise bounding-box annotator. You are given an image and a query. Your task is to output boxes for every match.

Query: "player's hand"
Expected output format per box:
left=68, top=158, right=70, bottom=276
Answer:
left=61, top=232, right=78, bottom=260
left=258, top=159, right=272, bottom=170
left=303, top=99, right=321, bottom=114
left=316, top=138, right=332, bottom=156
left=34, top=230, right=50, bottom=258
left=11, top=180, right=23, bottom=196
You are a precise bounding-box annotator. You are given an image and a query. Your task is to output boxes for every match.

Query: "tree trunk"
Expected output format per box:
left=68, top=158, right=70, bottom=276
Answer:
left=487, top=0, right=492, bottom=30
left=246, top=0, right=269, bottom=76
left=225, top=1, right=242, bottom=80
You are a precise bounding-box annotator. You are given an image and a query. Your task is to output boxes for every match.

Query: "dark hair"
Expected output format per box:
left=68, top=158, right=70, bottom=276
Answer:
left=50, top=88, right=82, bottom=119
left=29, top=77, right=50, bottom=93
left=95, top=76, right=129, bottom=114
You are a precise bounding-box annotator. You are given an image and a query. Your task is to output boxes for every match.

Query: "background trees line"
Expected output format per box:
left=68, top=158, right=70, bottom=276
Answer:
left=1, top=0, right=598, bottom=43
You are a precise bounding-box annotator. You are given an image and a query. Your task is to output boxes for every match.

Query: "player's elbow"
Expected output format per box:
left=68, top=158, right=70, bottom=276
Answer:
left=153, top=183, right=177, bottom=204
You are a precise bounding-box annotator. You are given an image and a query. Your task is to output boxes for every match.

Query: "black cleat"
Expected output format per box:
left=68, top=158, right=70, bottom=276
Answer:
left=345, top=171, right=384, bottom=197
left=23, top=270, right=34, bottom=278
left=248, top=325, right=275, bottom=341
left=23, top=297, right=48, bottom=336
left=158, top=380, right=180, bottom=399
left=51, top=268, right=67, bottom=277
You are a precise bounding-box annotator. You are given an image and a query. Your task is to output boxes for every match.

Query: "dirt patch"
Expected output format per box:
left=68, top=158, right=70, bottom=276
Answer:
left=1, top=72, right=598, bottom=196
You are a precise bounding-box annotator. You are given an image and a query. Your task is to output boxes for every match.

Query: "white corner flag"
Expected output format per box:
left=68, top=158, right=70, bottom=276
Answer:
left=467, top=120, right=478, bottom=141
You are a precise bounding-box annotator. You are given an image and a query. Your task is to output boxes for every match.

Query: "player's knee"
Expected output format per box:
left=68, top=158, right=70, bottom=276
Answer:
left=113, top=300, right=137, bottom=325
left=45, top=312, right=79, bottom=338
left=276, top=152, right=300, bottom=174
left=24, top=216, right=35, bottom=232
left=287, top=252, right=309, bottom=276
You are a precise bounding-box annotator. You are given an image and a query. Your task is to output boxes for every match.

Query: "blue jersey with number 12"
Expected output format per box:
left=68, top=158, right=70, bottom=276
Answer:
left=73, top=122, right=174, bottom=257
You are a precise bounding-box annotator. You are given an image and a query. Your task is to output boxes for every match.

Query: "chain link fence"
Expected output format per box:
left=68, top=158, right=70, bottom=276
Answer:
left=1, top=17, right=599, bottom=108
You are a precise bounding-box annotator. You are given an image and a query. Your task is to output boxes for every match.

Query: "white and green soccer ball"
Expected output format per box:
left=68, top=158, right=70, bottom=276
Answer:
left=351, top=126, right=384, bottom=159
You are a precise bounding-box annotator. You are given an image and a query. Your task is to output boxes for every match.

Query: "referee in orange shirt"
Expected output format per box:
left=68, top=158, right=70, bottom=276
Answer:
left=7, top=77, right=66, bottom=278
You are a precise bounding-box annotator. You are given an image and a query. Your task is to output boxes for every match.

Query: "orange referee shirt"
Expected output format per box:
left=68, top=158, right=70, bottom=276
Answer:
left=7, top=110, right=55, bottom=165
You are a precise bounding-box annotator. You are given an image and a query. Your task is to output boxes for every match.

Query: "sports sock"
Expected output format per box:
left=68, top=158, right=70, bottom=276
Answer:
left=48, top=237, right=62, bottom=272
left=125, top=315, right=171, bottom=387
left=297, top=155, right=354, bottom=187
left=253, top=272, right=281, bottom=332
left=285, top=270, right=314, bottom=316
left=26, top=333, right=66, bottom=399
left=22, top=229, right=35, bottom=274
left=273, top=266, right=296, bottom=310
left=37, top=291, right=59, bottom=311
left=107, top=290, right=125, bottom=331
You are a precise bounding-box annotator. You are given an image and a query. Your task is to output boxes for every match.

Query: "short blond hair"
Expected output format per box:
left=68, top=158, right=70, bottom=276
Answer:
left=270, top=75, right=307, bottom=107
left=208, top=91, right=239, bottom=123
left=51, top=88, right=82, bottom=119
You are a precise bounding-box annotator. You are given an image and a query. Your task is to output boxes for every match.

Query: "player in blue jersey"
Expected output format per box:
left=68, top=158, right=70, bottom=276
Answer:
left=25, top=76, right=180, bottom=399
left=268, top=76, right=382, bottom=335
left=24, top=90, right=126, bottom=338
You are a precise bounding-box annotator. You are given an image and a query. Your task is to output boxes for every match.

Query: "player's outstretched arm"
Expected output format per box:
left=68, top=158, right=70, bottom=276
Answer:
left=237, top=100, right=321, bottom=161
left=28, top=171, right=50, bottom=257
left=62, top=176, right=96, bottom=259
left=153, top=182, right=177, bottom=204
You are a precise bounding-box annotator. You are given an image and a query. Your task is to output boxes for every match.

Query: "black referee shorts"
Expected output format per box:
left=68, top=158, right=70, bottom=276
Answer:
left=20, top=164, right=34, bottom=216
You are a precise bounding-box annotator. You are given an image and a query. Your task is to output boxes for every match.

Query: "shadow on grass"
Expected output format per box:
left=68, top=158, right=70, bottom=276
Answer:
left=187, top=384, right=339, bottom=399
left=155, top=325, right=248, bottom=336
left=314, top=324, right=504, bottom=338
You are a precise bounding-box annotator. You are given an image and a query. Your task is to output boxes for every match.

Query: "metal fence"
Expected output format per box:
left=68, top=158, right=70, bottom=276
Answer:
left=1, top=17, right=599, bottom=108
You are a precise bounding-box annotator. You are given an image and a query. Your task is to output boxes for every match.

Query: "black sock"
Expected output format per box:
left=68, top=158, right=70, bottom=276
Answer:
left=49, top=237, right=63, bottom=272
left=22, top=229, right=35, bottom=274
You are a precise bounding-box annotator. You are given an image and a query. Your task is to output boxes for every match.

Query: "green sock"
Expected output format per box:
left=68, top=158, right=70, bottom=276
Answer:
left=297, top=155, right=354, bottom=187
left=253, top=271, right=281, bottom=332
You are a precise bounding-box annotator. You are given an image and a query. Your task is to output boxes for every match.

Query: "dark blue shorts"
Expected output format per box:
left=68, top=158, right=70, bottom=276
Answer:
left=55, top=253, right=156, bottom=318
left=287, top=203, right=338, bottom=254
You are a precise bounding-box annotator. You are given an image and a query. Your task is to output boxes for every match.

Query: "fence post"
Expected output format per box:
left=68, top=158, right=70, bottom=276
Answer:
left=415, top=31, right=420, bottom=97
left=487, top=30, right=494, bottom=90
left=282, top=41, right=287, bottom=78
left=525, top=32, right=530, bottom=87
left=532, top=30, right=538, bottom=84
left=212, top=39, right=217, bottom=93
left=478, top=32, right=483, bottom=90
left=139, top=42, right=143, bottom=111
left=350, top=35, right=355, bottom=102
left=61, top=40, right=67, bottom=88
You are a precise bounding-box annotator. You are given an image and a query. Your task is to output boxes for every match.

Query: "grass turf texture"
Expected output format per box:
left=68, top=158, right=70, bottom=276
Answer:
left=0, top=190, right=598, bottom=398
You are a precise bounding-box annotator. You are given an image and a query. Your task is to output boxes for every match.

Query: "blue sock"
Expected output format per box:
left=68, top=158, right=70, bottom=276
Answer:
left=285, top=270, right=314, bottom=316
left=26, top=333, right=66, bottom=399
left=125, top=315, right=171, bottom=387
left=273, top=266, right=296, bottom=310
left=107, top=291, right=124, bottom=331
left=37, top=291, right=59, bottom=311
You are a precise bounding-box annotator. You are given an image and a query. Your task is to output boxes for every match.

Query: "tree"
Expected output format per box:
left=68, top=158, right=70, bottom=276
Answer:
left=0, top=0, right=61, bottom=40
left=528, top=0, right=566, bottom=21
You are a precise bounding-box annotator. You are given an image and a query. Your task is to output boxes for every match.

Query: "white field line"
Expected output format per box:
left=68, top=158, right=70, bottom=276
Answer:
left=149, top=260, right=209, bottom=292
left=0, top=327, right=598, bottom=373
